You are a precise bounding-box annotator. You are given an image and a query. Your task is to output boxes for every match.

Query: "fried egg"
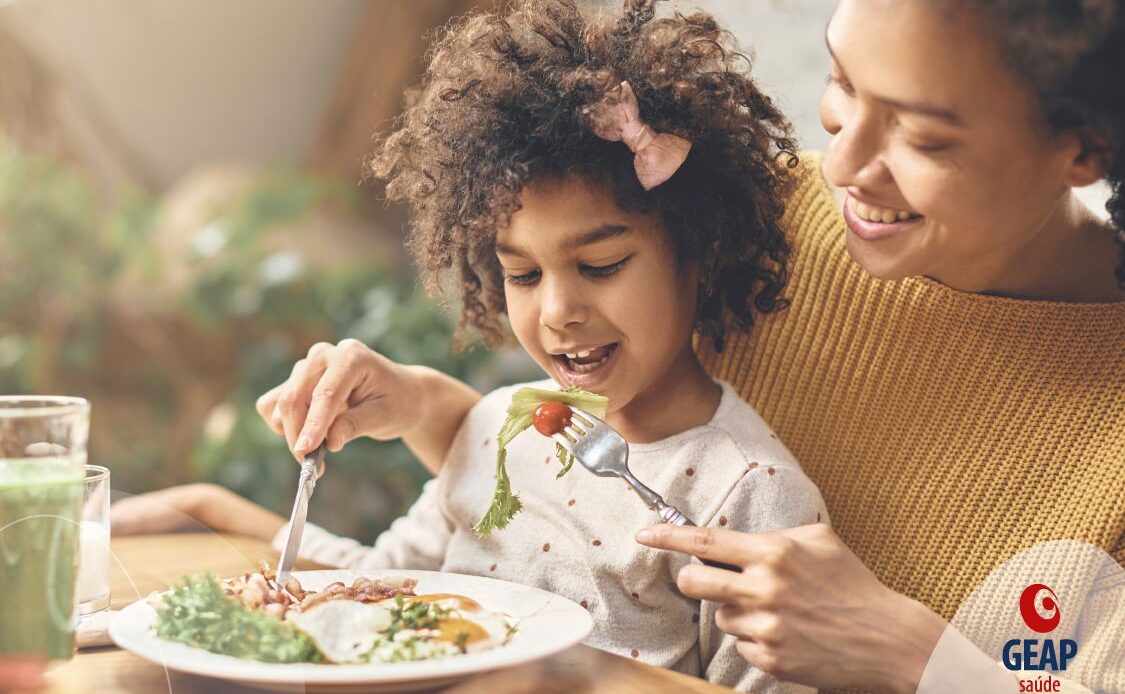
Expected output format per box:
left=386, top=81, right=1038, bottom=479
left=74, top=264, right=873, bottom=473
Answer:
left=395, top=594, right=515, bottom=653
left=287, top=592, right=516, bottom=664
left=286, top=600, right=392, bottom=664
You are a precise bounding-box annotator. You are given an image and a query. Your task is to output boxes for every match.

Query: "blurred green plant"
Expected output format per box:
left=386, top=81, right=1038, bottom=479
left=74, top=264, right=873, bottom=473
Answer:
left=0, top=137, right=524, bottom=541
left=0, top=138, right=153, bottom=388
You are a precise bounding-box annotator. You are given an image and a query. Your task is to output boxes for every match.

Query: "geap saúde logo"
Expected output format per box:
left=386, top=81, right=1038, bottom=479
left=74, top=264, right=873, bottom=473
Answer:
left=1002, top=584, right=1078, bottom=689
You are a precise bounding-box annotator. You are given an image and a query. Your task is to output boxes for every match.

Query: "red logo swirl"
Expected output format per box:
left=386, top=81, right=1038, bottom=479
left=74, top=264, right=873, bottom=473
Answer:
left=1019, top=584, right=1060, bottom=634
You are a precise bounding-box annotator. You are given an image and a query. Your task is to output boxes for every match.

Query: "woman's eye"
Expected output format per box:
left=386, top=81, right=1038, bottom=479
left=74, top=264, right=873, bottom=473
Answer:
left=895, top=122, right=956, bottom=156
left=900, top=135, right=953, bottom=154
left=826, top=73, right=855, bottom=97
left=504, top=269, right=541, bottom=286
left=907, top=141, right=951, bottom=154
left=580, top=256, right=630, bottom=278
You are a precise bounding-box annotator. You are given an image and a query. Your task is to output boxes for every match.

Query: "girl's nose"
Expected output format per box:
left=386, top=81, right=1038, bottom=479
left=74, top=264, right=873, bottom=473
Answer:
left=537, top=276, right=587, bottom=330
left=821, top=97, right=891, bottom=192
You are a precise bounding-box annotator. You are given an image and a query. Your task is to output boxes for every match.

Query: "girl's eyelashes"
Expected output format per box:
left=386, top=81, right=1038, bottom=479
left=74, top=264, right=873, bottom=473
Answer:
left=504, top=269, right=541, bottom=286
left=580, top=255, right=631, bottom=278
left=501, top=256, right=631, bottom=285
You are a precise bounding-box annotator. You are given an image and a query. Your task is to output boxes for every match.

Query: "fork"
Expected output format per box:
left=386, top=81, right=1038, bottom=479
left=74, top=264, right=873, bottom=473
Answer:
left=552, top=407, right=741, bottom=573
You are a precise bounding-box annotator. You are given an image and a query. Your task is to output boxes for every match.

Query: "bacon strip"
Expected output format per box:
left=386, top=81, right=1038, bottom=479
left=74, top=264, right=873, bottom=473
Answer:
left=221, top=563, right=416, bottom=619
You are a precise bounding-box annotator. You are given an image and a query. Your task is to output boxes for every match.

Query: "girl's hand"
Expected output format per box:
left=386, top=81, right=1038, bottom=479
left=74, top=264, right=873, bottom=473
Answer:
left=110, top=484, right=285, bottom=541
left=256, top=340, right=481, bottom=473
left=635, top=523, right=947, bottom=694
left=110, top=484, right=217, bottom=535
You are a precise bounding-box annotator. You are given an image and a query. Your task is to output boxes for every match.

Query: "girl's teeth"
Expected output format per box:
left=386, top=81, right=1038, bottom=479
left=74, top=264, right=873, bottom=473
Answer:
left=854, top=200, right=919, bottom=224
left=569, top=359, right=602, bottom=373
left=562, top=345, right=615, bottom=372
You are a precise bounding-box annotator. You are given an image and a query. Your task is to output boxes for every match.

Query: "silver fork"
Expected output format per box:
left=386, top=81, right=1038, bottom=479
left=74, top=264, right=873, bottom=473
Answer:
left=552, top=407, right=741, bottom=573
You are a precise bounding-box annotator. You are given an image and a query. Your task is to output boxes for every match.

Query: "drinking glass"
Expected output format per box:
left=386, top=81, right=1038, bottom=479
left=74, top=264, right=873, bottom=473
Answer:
left=78, top=464, right=111, bottom=615
left=0, top=396, right=88, bottom=662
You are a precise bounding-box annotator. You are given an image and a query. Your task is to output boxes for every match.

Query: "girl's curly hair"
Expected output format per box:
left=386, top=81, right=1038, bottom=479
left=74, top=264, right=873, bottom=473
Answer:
left=962, top=0, right=1125, bottom=288
left=370, top=0, right=798, bottom=349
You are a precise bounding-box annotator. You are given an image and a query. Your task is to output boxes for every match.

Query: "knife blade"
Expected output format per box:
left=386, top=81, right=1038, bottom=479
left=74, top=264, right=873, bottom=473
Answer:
left=276, top=442, right=327, bottom=585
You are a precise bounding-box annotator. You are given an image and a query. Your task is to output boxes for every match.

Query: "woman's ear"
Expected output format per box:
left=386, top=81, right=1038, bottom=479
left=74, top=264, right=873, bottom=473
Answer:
left=1061, top=133, right=1111, bottom=188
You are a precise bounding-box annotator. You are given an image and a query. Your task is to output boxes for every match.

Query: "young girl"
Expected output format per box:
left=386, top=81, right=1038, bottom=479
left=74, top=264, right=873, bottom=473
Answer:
left=112, top=1, right=827, bottom=689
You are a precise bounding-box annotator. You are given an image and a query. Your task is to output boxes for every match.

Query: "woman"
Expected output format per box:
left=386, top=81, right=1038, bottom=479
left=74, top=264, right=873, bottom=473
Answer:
left=114, top=0, right=1124, bottom=690
left=637, top=0, right=1124, bottom=690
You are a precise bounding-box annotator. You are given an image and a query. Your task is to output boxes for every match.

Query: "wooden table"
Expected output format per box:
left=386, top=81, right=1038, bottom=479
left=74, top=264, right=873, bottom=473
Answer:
left=46, top=533, right=733, bottom=693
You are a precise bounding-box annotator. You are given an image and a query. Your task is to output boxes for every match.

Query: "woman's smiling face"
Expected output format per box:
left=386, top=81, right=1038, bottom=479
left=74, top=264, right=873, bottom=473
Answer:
left=820, top=0, right=1099, bottom=291
left=496, top=176, right=700, bottom=414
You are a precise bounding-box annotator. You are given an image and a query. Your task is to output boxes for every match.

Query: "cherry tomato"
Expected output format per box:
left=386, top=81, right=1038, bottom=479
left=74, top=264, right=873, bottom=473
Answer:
left=532, top=401, right=572, bottom=436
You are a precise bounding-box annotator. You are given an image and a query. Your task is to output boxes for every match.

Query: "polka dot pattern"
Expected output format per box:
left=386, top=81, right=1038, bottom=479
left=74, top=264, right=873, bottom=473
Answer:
left=417, top=377, right=841, bottom=682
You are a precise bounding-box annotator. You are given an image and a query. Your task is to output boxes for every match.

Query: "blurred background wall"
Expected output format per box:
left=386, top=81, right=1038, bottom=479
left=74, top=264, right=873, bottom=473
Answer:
left=0, top=0, right=1109, bottom=541
left=0, top=0, right=836, bottom=189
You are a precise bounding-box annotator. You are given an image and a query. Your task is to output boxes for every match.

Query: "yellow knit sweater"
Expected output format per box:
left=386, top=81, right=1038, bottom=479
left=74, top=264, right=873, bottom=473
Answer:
left=699, top=154, right=1124, bottom=688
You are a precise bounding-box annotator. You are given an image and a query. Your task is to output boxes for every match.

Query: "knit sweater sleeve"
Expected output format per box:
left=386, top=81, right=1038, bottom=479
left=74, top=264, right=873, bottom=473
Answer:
left=270, top=478, right=452, bottom=571
left=699, top=462, right=827, bottom=693
left=1064, top=551, right=1125, bottom=692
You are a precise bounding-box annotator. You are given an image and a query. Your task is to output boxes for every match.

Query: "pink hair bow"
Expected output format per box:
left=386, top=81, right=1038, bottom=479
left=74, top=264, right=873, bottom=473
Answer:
left=587, top=81, right=692, bottom=190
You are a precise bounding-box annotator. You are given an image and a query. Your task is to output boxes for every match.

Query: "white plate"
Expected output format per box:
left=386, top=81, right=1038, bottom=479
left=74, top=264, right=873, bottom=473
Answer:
left=110, top=569, right=593, bottom=693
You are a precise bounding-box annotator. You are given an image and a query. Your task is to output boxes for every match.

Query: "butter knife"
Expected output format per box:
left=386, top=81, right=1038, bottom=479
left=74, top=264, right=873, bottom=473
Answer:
left=276, top=442, right=327, bottom=585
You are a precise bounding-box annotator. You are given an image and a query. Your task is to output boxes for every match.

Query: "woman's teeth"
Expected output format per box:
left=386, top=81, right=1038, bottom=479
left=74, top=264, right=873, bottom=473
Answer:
left=854, top=201, right=920, bottom=224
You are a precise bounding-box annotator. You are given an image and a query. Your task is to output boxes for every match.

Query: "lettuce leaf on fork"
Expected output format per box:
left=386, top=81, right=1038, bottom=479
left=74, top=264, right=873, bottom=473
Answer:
left=474, top=386, right=608, bottom=536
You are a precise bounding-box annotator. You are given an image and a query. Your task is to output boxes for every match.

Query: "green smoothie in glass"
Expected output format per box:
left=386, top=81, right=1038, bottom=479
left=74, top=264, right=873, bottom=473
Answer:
left=0, top=397, right=88, bottom=662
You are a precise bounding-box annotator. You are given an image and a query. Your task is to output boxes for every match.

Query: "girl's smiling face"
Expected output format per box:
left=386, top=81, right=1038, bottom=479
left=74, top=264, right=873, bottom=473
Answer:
left=496, top=176, right=703, bottom=419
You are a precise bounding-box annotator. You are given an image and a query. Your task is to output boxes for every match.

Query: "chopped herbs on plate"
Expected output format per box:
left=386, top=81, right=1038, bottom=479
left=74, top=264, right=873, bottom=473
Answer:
left=154, top=574, right=323, bottom=663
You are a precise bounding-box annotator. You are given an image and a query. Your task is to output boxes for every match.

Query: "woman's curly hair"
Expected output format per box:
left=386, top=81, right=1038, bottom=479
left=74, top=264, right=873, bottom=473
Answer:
left=964, top=0, right=1125, bottom=288
left=370, top=0, right=798, bottom=349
